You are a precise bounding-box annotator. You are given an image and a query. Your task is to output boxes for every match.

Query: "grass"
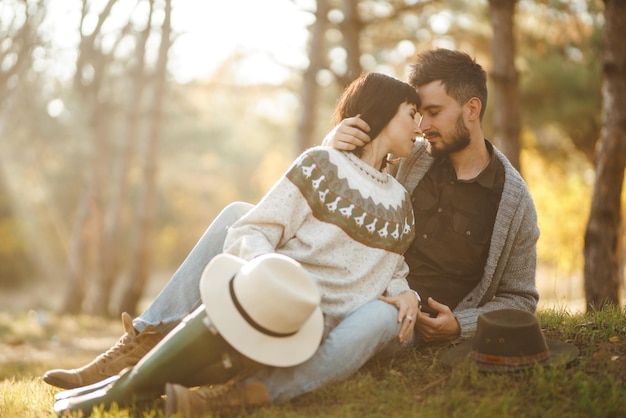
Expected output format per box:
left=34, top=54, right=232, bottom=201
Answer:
left=0, top=306, right=624, bottom=418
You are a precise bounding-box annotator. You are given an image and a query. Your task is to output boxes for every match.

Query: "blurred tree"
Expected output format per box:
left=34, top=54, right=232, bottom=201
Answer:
left=584, top=0, right=626, bottom=309
left=517, top=0, right=603, bottom=164
left=99, top=0, right=155, bottom=317
left=61, top=0, right=175, bottom=316
left=0, top=186, right=33, bottom=287
left=340, top=0, right=363, bottom=83
left=62, top=0, right=118, bottom=314
left=120, top=0, right=172, bottom=316
left=488, top=0, right=522, bottom=173
left=0, top=0, right=46, bottom=285
left=296, top=0, right=328, bottom=152
left=62, top=0, right=123, bottom=315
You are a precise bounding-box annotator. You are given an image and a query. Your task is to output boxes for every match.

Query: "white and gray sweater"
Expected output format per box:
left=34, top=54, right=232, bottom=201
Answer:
left=224, top=147, right=416, bottom=332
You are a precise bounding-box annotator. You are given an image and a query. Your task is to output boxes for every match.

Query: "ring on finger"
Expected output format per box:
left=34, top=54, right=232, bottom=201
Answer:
left=406, top=315, right=413, bottom=322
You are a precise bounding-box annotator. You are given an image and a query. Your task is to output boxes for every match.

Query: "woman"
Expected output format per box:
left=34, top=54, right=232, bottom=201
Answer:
left=167, top=72, right=422, bottom=416
left=55, top=73, right=422, bottom=416
left=222, top=72, right=420, bottom=335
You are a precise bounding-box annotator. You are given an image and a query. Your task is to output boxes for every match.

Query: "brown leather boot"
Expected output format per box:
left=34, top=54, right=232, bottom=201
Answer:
left=165, top=380, right=270, bottom=418
left=43, top=312, right=168, bottom=389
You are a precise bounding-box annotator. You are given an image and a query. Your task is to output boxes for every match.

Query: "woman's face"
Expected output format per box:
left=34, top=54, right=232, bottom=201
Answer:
left=377, top=101, right=420, bottom=157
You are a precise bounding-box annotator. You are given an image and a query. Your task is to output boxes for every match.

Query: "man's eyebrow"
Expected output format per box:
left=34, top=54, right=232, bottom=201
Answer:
left=419, top=104, right=442, bottom=112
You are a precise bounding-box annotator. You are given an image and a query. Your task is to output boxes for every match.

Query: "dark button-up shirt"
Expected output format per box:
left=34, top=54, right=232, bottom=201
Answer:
left=405, top=140, right=505, bottom=316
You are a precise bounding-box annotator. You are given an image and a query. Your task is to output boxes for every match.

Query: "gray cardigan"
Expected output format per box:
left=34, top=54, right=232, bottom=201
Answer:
left=392, top=139, right=540, bottom=339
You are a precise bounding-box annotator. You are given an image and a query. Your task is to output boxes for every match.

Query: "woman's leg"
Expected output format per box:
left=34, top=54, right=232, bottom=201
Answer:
left=43, top=202, right=253, bottom=390
left=253, top=299, right=411, bottom=403
left=133, top=202, right=253, bottom=332
left=54, top=306, right=247, bottom=415
left=165, top=299, right=413, bottom=417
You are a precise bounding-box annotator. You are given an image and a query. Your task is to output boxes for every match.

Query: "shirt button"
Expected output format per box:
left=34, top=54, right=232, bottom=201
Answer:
left=465, top=230, right=471, bottom=236
left=422, top=234, right=428, bottom=239
left=437, top=207, right=443, bottom=213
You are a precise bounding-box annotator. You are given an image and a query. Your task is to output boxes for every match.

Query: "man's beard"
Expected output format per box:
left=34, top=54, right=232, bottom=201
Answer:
left=427, top=114, right=471, bottom=159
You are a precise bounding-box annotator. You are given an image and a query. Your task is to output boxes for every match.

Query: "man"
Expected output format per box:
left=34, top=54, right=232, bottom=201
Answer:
left=44, top=49, right=539, bottom=413
left=330, top=49, right=538, bottom=342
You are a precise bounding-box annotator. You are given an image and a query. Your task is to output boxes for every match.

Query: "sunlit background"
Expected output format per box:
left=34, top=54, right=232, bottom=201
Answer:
left=45, top=0, right=312, bottom=84
left=0, top=0, right=623, bottom=318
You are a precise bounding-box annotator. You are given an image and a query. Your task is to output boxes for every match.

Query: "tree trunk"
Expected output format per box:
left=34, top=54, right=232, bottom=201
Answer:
left=120, top=0, right=171, bottom=316
left=66, top=0, right=121, bottom=316
left=62, top=184, right=92, bottom=313
left=296, top=0, right=329, bottom=152
left=341, top=0, right=362, bottom=84
left=583, top=0, right=626, bottom=310
left=0, top=1, right=47, bottom=287
left=488, top=0, right=522, bottom=173
left=100, top=0, right=153, bottom=316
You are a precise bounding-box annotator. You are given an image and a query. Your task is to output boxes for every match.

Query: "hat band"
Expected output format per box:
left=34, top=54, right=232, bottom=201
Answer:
left=229, top=276, right=298, bottom=338
left=468, top=349, right=549, bottom=366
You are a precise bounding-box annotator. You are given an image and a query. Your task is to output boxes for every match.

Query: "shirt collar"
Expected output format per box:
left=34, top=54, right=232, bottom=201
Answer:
left=474, top=140, right=498, bottom=189
left=434, top=139, right=498, bottom=189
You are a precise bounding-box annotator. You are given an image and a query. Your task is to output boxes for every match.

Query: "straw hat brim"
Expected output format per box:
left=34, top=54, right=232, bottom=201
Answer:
left=439, top=339, right=580, bottom=373
left=200, top=254, right=324, bottom=368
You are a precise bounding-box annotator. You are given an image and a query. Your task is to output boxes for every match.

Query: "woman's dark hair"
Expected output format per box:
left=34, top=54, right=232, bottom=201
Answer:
left=408, top=49, right=488, bottom=121
left=332, top=73, right=420, bottom=158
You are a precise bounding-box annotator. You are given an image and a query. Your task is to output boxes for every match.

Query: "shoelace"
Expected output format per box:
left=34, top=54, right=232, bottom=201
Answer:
left=95, top=334, right=135, bottom=363
left=197, top=367, right=259, bottom=406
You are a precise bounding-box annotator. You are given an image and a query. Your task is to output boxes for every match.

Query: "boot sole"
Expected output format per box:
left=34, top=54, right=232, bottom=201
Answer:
left=54, top=374, right=122, bottom=400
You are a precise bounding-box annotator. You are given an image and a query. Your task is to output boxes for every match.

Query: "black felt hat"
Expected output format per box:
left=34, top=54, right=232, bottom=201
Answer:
left=440, top=309, right=579, bottom=372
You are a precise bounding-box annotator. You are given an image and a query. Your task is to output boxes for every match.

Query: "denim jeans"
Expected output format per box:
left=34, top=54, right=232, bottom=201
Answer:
left=132, top=201, right=410, bottom=403
left=250, top=299, right=410, bottom=403
left=132, top=202, right=254, bottom=333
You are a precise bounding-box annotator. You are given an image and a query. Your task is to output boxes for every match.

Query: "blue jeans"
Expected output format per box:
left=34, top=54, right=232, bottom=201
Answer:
left=250, top=299, right=409, bottom=403
left=133, top=202, right=410, bottom=403
left=133, top=202, right=254, bottom=332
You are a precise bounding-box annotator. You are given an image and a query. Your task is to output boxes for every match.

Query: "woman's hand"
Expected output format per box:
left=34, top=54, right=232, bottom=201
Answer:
left=379, top=291, right=420, bottom=343
left=321, top=116, right=371, bottom=150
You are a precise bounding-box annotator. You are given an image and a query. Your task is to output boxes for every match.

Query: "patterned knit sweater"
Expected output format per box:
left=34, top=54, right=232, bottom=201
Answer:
left=224, top=147, right=416, bottom=331
left=391, top=139, right=540, bottom=339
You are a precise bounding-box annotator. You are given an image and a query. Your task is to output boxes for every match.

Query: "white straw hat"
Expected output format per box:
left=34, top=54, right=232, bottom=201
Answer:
left=200, top=253, right=324, bottom=367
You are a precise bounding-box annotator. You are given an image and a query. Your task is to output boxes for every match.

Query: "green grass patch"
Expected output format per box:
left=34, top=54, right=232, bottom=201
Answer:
left=1, top=306, right=624, bottom=417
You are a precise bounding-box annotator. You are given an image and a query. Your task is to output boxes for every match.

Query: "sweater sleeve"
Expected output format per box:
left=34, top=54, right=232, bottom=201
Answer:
left=223, top=173, right=310, bottom=261
left=384, top=257, right=411, bottom=297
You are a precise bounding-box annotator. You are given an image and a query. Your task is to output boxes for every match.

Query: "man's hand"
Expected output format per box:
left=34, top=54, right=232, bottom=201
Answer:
left=321, top=116, right=371, bottom=150
left=415, top=297, right=461, bottom=342
left=379, top=291, right=420, bottom=344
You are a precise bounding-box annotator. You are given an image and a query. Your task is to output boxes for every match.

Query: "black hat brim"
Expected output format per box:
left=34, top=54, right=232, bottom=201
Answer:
left=439, top=339, right=579, bottom=373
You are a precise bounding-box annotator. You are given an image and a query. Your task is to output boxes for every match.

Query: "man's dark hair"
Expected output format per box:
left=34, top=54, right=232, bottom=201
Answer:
left=408, top=49, right=488, bottom=121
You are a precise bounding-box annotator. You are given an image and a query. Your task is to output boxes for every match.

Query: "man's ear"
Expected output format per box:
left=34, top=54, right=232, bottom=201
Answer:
left=465, top=97, right=482, bottom=121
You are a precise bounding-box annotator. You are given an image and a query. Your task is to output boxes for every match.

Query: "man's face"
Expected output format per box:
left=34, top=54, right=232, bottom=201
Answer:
left=417, top=80, right=470, bottom=158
